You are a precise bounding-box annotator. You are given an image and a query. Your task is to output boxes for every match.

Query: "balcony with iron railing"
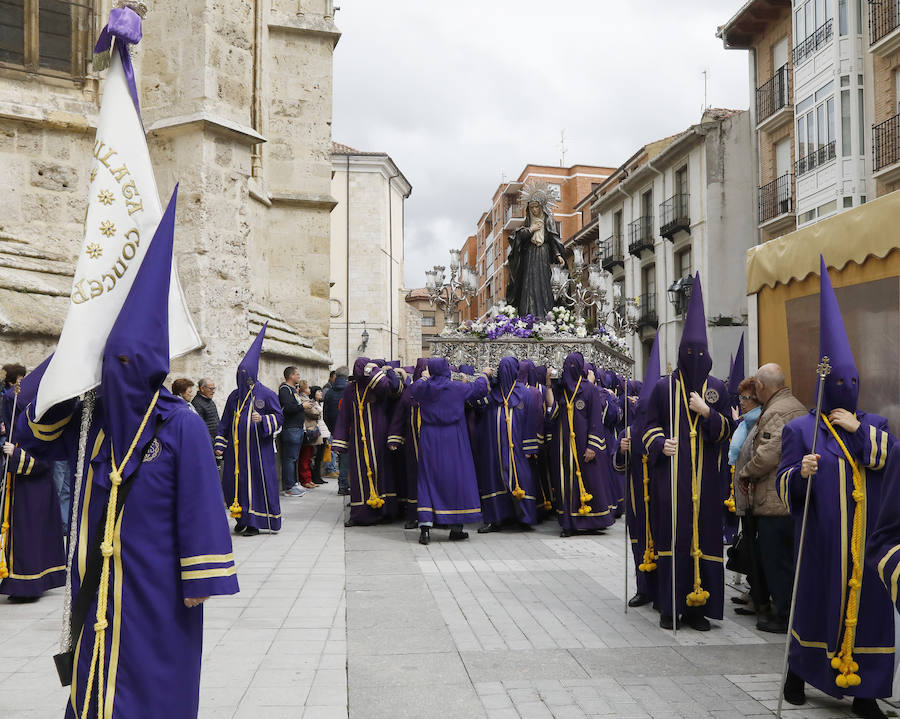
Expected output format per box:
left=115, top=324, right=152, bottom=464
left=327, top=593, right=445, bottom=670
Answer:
left=758, top=173, right=794, bottom=226
left=599, top=235, right=625, bottom=271
left=795, top=140, right=836, bottom=177
left=627, top=216, right=654, bottom=257
left=659, top=193, right=690, bottom=240
left=503, top=202, right=525, bottom=230
left=756, top=63, right=792, bottom=129
left=792, top=18, right=833, bottom=66
left=873, top=112, right=900, bottom=182
left=869, top=0, right=900, bottom=55
left=637, top=292, right=658, bottom=329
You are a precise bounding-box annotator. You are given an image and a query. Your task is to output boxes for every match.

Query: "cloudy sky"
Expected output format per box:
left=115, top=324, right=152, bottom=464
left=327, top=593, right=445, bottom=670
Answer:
left=331, top=1, right=751, bottom=288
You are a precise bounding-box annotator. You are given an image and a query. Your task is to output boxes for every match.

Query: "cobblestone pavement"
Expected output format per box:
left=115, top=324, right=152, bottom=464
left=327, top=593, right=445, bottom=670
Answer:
left=2, top=487, right=896, bottom=717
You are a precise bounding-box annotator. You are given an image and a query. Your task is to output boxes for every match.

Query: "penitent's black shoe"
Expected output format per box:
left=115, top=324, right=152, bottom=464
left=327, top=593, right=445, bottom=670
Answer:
left=418, top=527, right=430, bottom=546
left=684, top=613, right=711, bottom=632
left=756, top=617, right=788, bottom=634
left=783, top=670, right=806, bottom=706
left=852, top=698, right=887, bottom=719
left=233, top=522, right=246, bottom=535
left=242, top=526, right=260, bottom=537
left=477, top=523, right=500, bottom=534
left=448, top=530, right=469, bottom=541
left=404, top=520, right=419, bottom=529
left=628, top=592, right=651, bottom=608
left=659, top=614, right=682, bottom=630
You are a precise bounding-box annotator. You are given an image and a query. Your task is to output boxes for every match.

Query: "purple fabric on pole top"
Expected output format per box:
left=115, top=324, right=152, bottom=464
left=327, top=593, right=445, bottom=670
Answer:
left=94, top=6, right=144, bottom=116
left=817, top=255, right=859, bottom=413
left=677, top=272, right=712, bottom=392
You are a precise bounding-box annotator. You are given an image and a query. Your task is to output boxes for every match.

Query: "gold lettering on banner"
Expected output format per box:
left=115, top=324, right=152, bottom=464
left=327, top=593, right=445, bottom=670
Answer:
left=125, top=199, right=143, bottom=216
left=70, top=227, right=142, bottom=305
left=121, top=179, right=138, bottom=199
left=109, top=164, right=129, bottom=182
left=98, top=148, right=117, bottom=169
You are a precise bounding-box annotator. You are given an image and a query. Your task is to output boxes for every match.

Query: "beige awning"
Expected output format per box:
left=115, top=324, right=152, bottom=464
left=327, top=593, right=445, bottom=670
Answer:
left=746, top=190, right=900, bottom=294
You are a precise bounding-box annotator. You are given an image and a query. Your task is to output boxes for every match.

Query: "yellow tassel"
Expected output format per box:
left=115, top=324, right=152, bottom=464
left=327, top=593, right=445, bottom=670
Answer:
left=228, top=500, right=242, bottom=519
left=543, top=500, right=553, bottom=511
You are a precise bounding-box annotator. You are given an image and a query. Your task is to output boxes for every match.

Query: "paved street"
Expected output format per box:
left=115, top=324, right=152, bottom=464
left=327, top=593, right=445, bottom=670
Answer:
left=0, top=487, right=884, bottom=718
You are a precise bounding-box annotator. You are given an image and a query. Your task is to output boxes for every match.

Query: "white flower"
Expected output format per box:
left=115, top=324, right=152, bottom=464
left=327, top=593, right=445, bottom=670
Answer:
left=575, top=326, right=587, bottom=338
left=515, top=320, right=526, bottom=329
left=487, top=322, right=497, bottom=332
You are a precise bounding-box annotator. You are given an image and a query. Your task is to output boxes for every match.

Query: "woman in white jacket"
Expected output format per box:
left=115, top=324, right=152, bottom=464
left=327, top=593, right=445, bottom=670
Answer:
left=310, top=386, right=331, bottom=485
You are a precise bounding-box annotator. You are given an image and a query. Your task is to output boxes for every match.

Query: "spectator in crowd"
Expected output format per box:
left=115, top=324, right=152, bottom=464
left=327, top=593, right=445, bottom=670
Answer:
left=298, top=380, right=320, bottom=490
left=729, top=377, right=768, bottom=618
left=324, top=366, right=350, bottom=495
left=278, top=366, right=307, bottom=497
left=738, top=363, right=806, bottom=633
left=324, top=370, right=337, bottom=394
left=172, top=378, right=198, bottom=413
left=192, top=377, right=220, bottom=445
left=309, top=387, right=330, bottom=485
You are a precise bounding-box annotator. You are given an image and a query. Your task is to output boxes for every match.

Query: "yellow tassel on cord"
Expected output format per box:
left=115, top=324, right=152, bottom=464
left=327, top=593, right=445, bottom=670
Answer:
left=724, top=465, right=736, bottom=513
left=356, top=383, right=384, bottom=509
left=639, top=455, right=658, bottom=572
left=680, top=377, right=708, bottom=607
left=80, top=391, right=159, bottom=719
left=565, top=378, right=592, bottom=515
left=0, top=480, right=11, bottom=579
left=503, top=383, right=527, bottom=500
left=229, top=390, right=253, bottom=519
left=824, top=416, right=865, bottom=689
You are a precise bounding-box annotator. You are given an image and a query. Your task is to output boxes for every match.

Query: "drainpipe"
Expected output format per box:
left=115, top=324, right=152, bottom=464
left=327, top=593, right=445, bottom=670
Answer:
left=387, top=170, right=400, bottom=361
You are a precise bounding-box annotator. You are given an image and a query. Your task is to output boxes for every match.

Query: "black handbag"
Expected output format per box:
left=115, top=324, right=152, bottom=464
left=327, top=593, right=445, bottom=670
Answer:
left=725, top=531, right=753, bottom=575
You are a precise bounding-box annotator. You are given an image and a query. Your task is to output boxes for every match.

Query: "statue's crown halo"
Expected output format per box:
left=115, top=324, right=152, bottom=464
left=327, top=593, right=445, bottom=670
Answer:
left=519, top=181, right=558, bottom=211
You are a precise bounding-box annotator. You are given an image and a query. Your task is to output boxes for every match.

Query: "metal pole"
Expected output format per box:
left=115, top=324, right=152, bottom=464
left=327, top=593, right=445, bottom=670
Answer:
left=623, top=366, right=631, bottom=614
left=668, top=365, right=677, bottom=637
left=776, top=356, right=831, bottom=718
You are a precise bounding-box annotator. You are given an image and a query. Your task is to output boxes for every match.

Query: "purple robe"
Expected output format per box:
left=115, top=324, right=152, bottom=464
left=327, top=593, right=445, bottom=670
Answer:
left=215, top=384, right=283, bottom=531
left=409, top=360, right=488, bottom=526
left=21, top=391, right=239, bottom=719
left=870, top=451, right=900, bottom=612
left=642, top=373, right=733, bottom=619
left=332, top=360, right=401, bottom=525
left=547, top=376, right=618, bottom=533
left=471, top=360, right=542, bottom=526
left=387, top=387, right=421, bottom=522
left=0, top=441, right=65, bottom=597
left=778, top=412, right=896, bottom=698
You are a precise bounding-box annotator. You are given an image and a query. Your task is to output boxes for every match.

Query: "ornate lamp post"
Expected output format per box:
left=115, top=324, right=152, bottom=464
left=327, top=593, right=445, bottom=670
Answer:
left=550, top=246, right=607, bottom=324
left=426, top=249, right=476, bottom=330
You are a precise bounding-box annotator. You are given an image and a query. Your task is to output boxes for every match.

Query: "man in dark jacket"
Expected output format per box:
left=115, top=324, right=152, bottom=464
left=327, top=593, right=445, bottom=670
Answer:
left=323, top=366, right=349, bottom=494
left=192, top=378, right=220, bottom=445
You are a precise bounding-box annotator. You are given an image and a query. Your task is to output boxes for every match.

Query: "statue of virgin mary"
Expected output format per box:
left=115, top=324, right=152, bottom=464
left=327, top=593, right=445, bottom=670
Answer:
left=506, top=182, right=565, bottom=319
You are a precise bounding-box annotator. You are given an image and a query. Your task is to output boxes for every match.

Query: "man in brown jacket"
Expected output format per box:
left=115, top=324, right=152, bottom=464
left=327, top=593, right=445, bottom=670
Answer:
left=737, top=363, right=808, bottom=633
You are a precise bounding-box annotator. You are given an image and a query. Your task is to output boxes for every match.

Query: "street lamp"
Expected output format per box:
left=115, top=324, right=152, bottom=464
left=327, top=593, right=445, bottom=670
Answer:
left=425, top=250, right=476, bottom=330
left=357, top=321, right=370, bottom=354
left=667, top=275, right=694, bottom=315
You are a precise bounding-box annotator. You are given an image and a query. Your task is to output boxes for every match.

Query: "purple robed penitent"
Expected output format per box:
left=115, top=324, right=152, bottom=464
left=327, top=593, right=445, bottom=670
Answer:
left=642, top=275, right=733, bottom=620
left=332, top=358, right=401, bottom=525
left=776, top=256, right=895, bottom=699
left=0, top=383, right=65, bottom=597
left=471, top=357, right=542, bottom=526
left=215, top=324, right=283, bottom=532
left=387, top=359, right=428, bottom=522
left=19, top=189, right=239, bottom=719
left=547, top=353, right=618, bottom=534
left=409, top=358, right=488, bottom=526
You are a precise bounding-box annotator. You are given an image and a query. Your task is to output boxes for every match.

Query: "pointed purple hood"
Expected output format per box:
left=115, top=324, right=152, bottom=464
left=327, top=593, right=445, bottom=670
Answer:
left=101, top=187, right=177, bottom=467
left=678, top=272, right=712, bottom=392
left=237, top=322, right=267, bottom=398
left=635, top=333, right=661, bottom=430
left=817, top=255, right=859, bottom=413
left=727, top=334, right=745, bottom=404
left=563, top=352, right=585, bottom=394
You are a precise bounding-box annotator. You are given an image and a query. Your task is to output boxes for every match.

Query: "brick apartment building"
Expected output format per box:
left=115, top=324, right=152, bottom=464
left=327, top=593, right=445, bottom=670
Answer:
left=461, top=164, right=613, bottom=321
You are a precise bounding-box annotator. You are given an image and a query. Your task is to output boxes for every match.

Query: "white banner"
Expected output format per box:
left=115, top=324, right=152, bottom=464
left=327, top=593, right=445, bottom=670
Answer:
left=35, top=46, right=200, bottom=418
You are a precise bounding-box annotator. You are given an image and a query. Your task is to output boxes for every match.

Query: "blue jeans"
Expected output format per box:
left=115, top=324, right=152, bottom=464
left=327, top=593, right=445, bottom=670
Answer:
left=280, top=427, right=303, bottom=491
left=337, top=452, right=350, bottom=492
left=53, top=460, right=70, bottom=532
left=323, top=439, right=337, bottom=474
